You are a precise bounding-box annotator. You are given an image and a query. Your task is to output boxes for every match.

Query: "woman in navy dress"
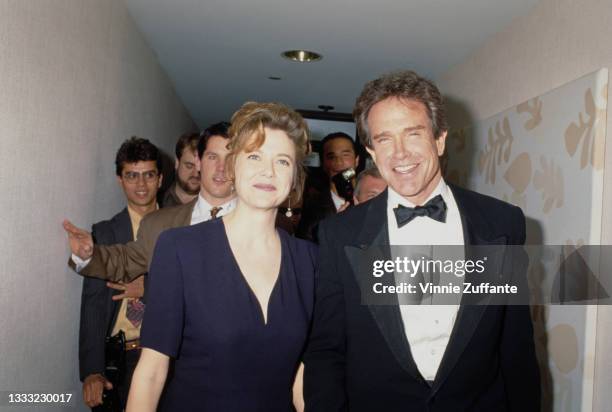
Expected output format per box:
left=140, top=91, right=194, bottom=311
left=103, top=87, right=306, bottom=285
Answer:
left=126, top=102, right=315, bottom=412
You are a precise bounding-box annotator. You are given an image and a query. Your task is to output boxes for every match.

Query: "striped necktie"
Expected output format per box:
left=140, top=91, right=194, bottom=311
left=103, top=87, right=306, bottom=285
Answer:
left=210, top=206, right=222, bottom=219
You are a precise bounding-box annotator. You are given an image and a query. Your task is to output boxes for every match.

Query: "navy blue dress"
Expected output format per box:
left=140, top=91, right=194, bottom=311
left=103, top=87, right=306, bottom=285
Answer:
left=140, top=218, right=316, bottom=412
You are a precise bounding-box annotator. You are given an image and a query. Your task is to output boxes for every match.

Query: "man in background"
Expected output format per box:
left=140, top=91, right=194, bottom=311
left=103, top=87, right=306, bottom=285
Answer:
left=79, top=137, right=162, bottom=410
left=63, top=121, right=234, bottom=283
left=161, top=132, right=200, bottom=207
left=353, top=166, right=387, bottom=204
left=297, top=132, right=359, bottom=242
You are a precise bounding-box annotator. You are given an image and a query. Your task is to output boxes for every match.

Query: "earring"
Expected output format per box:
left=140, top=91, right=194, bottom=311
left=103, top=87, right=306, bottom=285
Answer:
left=285, top=196, right=293, bottom=218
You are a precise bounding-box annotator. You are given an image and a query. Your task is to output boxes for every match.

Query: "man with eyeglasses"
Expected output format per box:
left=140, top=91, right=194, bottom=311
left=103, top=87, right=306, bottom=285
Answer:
left=77, top=137, right=162, bottom=410
left=63, top=122, right=236, bottom=284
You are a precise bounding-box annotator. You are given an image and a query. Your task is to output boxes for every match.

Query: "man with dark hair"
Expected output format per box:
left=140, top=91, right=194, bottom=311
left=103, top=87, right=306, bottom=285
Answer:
left=161, top=132, right=200, bottom=207
left=353, top=166, right=386, bottom=204
left=297, top=132, right=359, bottom=242
left=304, top=71, right=540, bottom=411
left=79, top=136, right=162, bottom=410
left=63, top=121, right=235, bottom=283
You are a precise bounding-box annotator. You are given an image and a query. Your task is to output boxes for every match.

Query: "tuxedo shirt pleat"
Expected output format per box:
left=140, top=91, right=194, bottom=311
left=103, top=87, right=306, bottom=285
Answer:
left=386, top=179, right=464, bottom=381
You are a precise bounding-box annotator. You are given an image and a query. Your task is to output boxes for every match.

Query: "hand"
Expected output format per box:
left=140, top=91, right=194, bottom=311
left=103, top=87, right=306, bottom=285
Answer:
left=108, top=276, right=145, bottom=300
left=63, top=219, right=94, bottom=260
left=337, top=201, right=350, bottom=213
left=82, top=373, right=113, bottom=408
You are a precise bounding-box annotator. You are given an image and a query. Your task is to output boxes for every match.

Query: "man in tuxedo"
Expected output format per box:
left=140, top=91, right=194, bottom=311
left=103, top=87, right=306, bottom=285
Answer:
left=304, top=71, right=540, bottom=411
left=64, top=122, right=236, bottom=283
left=79, top=137, right=162, bottom=410
left=160, top=132, right=201, bottom=207
left=297, top=132, right=359, bottom=242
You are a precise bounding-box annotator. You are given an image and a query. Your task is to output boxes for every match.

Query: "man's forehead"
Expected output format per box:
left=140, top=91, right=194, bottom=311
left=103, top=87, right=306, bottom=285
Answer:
left=122, top=160, right=157, bottom=170
left=180, top=147, right=197, bottom=160
left=323, top=138, right=355, bottom=153
left=368, top=98, right=431, bottom=129
left=205, top=135, right=229, bottom=153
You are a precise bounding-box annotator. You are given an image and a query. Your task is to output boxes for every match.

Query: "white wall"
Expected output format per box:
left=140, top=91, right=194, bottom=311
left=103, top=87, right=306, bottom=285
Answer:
left=437, top=0, right=612, bottom=409
left=0, top=0, right=194, bottom=410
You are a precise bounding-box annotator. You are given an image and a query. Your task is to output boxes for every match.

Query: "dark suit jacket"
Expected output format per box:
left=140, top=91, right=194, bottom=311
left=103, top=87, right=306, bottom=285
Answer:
left=78, top=208, right=134, bottom=381
left=304, top=185, right=540, bottom=412
left=72, top=199, right=197, bottom=283
left=297, top=188, right=337, bottom=243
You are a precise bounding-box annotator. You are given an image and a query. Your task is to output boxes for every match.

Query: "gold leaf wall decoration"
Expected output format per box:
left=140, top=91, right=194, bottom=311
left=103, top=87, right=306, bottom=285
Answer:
left=504, top=152, right=532, bottom=194
left=502, top=152, right=532, bottom=210
left=502, top=191, right=527, bottom=210
left=478, top=117, right=513, bottom=184
left=549, top=324, right=579, bottom=374
left=564, top=88, right=606, bottom=171
left=533, top=156, right=564, bottom=214
left=516, top=97, right=543, bottom=130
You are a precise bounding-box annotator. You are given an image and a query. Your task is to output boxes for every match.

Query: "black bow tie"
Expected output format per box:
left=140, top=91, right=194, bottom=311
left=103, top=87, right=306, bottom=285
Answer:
left=393, top=194, right=447, bottom=228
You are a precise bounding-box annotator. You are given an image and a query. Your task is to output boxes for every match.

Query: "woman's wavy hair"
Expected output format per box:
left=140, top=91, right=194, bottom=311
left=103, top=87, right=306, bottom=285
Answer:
left=225, top=102, right=310, bottom=203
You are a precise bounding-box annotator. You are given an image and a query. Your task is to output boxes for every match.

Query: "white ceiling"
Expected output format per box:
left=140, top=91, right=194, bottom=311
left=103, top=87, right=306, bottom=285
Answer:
left=125, top=0, right=539, bottom=129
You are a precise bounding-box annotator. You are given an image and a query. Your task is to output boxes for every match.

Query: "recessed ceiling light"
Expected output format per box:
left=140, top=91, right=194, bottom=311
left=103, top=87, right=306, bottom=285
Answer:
left=281, top=50, right=322, bottom=62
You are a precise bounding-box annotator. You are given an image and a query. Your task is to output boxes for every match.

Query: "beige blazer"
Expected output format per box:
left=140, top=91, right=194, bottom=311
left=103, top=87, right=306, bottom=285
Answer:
left=71, top=198, right=197, bottom=283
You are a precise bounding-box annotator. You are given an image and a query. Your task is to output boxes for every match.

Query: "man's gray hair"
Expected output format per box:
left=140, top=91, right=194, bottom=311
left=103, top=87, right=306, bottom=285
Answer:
left=354, top=166, right=383, bottom=197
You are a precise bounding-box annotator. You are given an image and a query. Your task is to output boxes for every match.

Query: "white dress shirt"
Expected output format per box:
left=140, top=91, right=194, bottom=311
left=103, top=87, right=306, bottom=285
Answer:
left=190, top=195, right=236, bottom=225
left=386, top=179, right=464, bottom=381
left=330, top=189, right=345, bottom=211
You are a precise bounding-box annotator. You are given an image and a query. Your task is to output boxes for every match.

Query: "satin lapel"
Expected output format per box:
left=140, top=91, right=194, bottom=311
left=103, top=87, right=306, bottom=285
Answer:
left=432, top=186, right=507, bottom=393
left=346, top=190, right=423, bottom=381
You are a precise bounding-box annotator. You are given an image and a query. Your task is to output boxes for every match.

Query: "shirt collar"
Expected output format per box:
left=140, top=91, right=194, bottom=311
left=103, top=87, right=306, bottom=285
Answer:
left=127, top=204, right=158, bottom=239
left=193, top=194, right=237, bottom=223
left=387, top=178, right=448, bottom=209
left=330, top=189, right=345, bottom=211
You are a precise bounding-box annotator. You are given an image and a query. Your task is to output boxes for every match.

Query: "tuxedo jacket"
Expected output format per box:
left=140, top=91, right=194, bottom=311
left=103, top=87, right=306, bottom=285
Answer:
left=73, top=199, right=197, bottom=283
left=297, top=188, right=337, bottom=243
left=303, top=185, right=540, bottom=412
left=78, top=208, right=135, bottom=380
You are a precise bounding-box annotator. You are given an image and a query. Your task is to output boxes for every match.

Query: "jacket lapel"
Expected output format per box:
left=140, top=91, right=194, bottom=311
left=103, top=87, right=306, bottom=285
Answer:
left=177, top=198, right=199, bottom=226
left=111, top=208, right=134, bottom=244
left=345, top=190, right=423, bottom=381
left=107, top=208, right=134, bottom=335
left=431, top=185, right=507, bottom=393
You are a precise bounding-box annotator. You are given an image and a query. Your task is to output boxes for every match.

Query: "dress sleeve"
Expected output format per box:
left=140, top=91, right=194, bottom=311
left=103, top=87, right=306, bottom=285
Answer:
left=303, top=220, right=348, bottom=411
left=140, top=230, right=184, bottom=358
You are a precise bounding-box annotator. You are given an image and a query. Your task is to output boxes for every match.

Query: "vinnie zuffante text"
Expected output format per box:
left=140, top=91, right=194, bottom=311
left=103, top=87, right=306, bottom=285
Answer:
left=371, top=257, right=518, bottom=295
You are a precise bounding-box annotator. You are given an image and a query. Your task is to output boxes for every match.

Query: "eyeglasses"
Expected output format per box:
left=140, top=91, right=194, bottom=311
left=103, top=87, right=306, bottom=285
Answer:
left=122, top=170, right=159, bottom=183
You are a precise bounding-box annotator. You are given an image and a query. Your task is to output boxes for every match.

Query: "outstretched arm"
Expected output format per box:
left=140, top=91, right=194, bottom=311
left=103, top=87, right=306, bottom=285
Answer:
left=64, top=219, right=150, bottom=283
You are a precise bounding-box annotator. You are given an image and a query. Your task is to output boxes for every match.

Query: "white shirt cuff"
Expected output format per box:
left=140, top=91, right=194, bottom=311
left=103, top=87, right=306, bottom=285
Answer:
left=72, top=254, right=92, bottom=272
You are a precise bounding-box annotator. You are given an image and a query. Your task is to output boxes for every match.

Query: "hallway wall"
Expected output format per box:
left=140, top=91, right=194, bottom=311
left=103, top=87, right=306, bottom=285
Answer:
left=437, top=0, right=612, bottom=409
left=0, top=1, right=194, bottom=409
